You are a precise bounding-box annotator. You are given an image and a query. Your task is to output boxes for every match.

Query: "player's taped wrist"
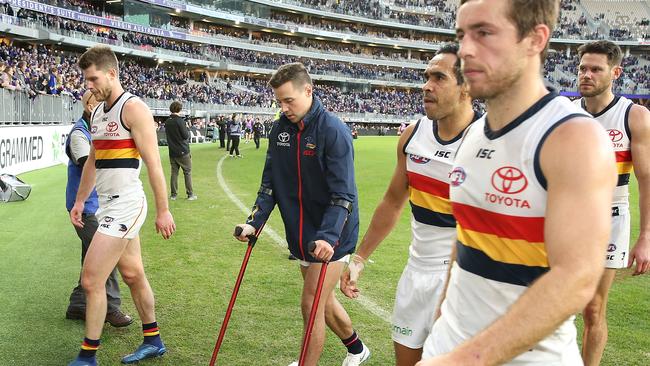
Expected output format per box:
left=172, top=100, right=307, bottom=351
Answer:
left=348, top=254, right=366, bottom=283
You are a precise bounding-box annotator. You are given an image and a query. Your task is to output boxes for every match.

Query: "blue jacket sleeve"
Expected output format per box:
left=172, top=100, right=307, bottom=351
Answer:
left=314, top=121, right=356, bottom=246
left=246, top=128, right=276, bottom=230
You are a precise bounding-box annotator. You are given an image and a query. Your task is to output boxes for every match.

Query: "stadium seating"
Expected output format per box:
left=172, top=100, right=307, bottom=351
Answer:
left=0, top=0, right=647, bottom=126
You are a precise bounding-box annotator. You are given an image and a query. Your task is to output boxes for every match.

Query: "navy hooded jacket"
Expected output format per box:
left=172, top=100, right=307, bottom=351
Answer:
left=246, top=97, right=359, bottom=262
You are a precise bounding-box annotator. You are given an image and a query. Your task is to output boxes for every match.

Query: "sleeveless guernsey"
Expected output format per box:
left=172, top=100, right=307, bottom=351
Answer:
left=90, top=92, right=143, bottom=197
left=576, top=96, right=634, bottom=206
left=403, top=116, right=473, bottom=270
left=439, top=92, right=589, bottom=363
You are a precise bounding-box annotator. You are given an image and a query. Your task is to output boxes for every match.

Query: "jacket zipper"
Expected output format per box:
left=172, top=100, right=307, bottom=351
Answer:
left=297, top=129, right=305, bottom=259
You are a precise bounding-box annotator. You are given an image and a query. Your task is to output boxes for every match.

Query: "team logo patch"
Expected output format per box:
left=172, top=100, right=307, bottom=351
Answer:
left=607, top=129, right=623, bottom=143
left=306, top=143, right=316, bottom=150
left=107, top=121, right=118, bottom=132
left=118, top=224, right=128, bottom=232
left=104, top=216, right=114, bottom=223
left=409, top=154, right=431, bottom=164
left=450, top=167, right=466, bottom=187
left=278, top=132, right=290, bottom=143
left=491, top=166, right=528, bottom=194
left=91, top=125, right=98, bottom=134
left=607, top=243, right=617, bottom=252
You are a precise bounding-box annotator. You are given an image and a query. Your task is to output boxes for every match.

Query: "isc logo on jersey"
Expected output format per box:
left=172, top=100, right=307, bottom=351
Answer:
left=485, top=166, right=531, bottom=209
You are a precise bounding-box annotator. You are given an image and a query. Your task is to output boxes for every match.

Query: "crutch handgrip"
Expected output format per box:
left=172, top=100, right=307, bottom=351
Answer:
left=307, top=240, right=317, bottom=257
left=234, top=226, right=257, bottom=247
left=307, top=241, right=331, bottom=263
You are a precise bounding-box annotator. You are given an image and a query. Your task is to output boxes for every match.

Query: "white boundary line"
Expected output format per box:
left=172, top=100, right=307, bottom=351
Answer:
left=216, top=154, right=392, bottom=324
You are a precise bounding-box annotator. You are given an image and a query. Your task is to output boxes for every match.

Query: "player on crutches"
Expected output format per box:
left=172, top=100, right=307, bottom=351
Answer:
left=234, top=62, right=370, bottom=366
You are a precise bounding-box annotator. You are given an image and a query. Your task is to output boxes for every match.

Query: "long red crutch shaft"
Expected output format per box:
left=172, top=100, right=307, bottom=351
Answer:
left=298, top=242, right=329, bottom=366
left=209, top=226, right=260, bottom=366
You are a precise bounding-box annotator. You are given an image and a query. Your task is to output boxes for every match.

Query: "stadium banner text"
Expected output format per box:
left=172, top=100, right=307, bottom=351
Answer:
left=1, top=0, right=187, bottom=39
left=0, top=126, right=70, bottom=175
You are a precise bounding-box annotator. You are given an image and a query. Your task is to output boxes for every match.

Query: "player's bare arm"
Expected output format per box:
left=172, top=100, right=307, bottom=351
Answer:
left=70, top=146, right=97, bottom=228
left=418, top=117, right=616, bottom=365
left=629, top=104, right=650, bottom=275
left=340, top=124, right=413, bottom=299
left=124, top=98, right=176, bottom=239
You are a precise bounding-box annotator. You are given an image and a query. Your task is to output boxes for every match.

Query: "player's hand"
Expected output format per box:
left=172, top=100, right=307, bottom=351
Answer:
left=155, top=209, right=176, bottom=239
left=234, top=224, right=256, bottom=242
left=629, top=236, right=650, bottom=275
left=340, top=254, right=365, bottom=299
left=310, top=240, right=334, bottom=262
left=70, top=201, right=85, bottom=228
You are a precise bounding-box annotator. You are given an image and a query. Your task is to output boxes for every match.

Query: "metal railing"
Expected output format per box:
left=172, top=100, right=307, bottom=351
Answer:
left=0, top=89, right=415, bottom=125
left=0, top=89, right=82, bottom=125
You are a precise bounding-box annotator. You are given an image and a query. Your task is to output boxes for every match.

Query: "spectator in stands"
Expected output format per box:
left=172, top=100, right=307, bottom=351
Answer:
left=64, top=90, right=133, bottom=328
left=164, top=101, right=196, bottom=201
left=47, top=67, right=58, bottom=94
left=15, top=60, right=34, bottom=96
left=0, top=63, right=15, bottom=90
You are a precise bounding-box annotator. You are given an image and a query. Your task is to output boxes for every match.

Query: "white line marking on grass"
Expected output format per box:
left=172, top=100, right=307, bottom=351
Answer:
left=216, top=154, right=391, bottom=324
left=216, top=155, right=287, bottom=247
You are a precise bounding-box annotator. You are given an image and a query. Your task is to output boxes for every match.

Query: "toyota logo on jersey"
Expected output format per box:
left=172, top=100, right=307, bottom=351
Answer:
left=277, top=132, right=291, bottom=147
left=491, top=166, right=528, bottom=194
left=607, top=129, right=623, bottom=142
left=278, top=132, right=290, bottom=143
left=107, top=121, right=118, bottom=132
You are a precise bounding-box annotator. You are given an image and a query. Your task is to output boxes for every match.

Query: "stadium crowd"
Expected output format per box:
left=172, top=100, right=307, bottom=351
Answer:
left=0, top=41, right=428, bottom=115
left=31, top=0, right=650, bottom=53
left=0, top=36, right=647, bottom=117
left=272, top=0, right=649, bottom=41
left=8, top=8, right=425, bottom=83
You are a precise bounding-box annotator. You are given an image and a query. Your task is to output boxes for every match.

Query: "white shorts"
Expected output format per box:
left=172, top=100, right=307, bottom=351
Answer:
left=299, top=254, right=350, bottom=267
left=422, top=264, right=582, bottom=365
left=392, top=265, right=447, bottom=349
left=606, top=206, right=630, bottom=269
left=96, top=192, right=147, bottom=240
left=423, top=314, right=583, bottom=365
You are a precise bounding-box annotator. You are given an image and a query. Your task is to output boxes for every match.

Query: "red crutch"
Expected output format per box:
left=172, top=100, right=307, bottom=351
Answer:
left=208, top=225, right=261, bottom=366
left=298, top=241, right=329, bottom=366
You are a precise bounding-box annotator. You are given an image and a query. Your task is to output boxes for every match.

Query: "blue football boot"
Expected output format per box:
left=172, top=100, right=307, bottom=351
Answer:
left=120, top=343, right=166, bottom=364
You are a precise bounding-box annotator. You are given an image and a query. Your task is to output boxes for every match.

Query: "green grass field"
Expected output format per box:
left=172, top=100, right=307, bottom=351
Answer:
left=0, top=137, right=648, bottom=365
